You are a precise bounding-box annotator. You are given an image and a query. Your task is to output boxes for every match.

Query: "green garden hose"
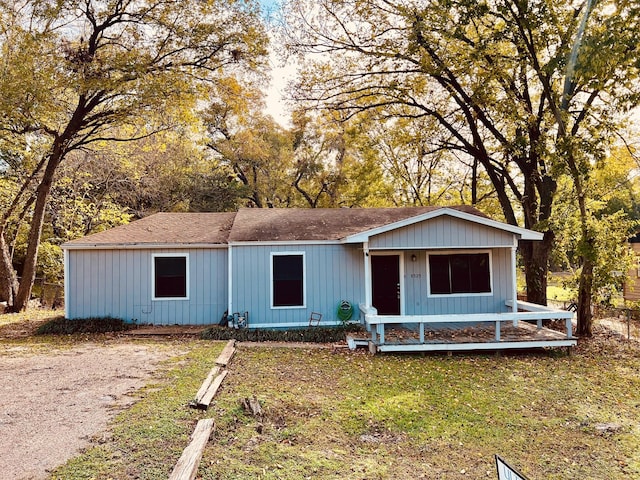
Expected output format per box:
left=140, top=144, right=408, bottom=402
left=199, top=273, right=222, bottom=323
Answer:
left=337, top=300, right=353, bottom=322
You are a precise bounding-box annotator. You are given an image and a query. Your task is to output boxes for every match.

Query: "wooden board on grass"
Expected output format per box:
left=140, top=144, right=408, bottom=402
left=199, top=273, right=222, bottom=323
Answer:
left=168, top=418, right=215, bottom=480
left=197, top=370, right=229, bottom=409
left=189, top=365, right=221, bottom=408
left=215, top=339, right=236, bottom=367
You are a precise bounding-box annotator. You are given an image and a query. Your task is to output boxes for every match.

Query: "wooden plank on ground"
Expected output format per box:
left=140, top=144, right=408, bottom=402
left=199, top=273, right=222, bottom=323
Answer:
left=189, top=365, right=221, bottom=409
left=197, top=370, right=229, bottom=409
left=168, top=418, right=215, bottom=480
left=215, top=339, right=236, bottom=367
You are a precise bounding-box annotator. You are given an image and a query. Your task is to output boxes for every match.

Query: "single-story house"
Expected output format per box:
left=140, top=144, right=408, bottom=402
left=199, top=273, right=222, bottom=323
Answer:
left=62, top=206, right=575, bottom=352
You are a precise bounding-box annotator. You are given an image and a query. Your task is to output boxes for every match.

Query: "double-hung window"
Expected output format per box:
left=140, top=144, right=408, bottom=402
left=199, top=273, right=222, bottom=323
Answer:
left=428, top=252, right=491, bottom=295
left=152, top=253, right=189, bottom=300
left=271, top=252, right=305, bottom=308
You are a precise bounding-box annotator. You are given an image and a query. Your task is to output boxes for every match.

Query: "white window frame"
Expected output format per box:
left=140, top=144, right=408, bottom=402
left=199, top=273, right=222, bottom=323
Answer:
left=152, top=253, right=190, bottom=301
left=426, top=249, right=493, bottom=298
left=270, top=251, right=306, bottom=309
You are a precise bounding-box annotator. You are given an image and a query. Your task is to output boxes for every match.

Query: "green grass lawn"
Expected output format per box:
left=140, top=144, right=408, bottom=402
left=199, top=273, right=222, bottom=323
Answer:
left=50, top=337, right=640, bottom=480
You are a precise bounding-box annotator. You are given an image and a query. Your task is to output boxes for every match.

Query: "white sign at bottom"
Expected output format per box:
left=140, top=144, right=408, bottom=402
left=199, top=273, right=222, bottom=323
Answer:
left=495, top=455, right=530, bottom=480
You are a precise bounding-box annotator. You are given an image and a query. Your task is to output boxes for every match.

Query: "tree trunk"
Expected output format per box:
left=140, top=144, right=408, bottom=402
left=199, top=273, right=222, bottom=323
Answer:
left=9, top=152, right=62, bottom=312
left=574, top=201, right=596, bottom=337
left=519, top=230, right=554, bottom=305
left=0, top=229, right=19, bottom=305
left=576, top=254, right=594, bottom=336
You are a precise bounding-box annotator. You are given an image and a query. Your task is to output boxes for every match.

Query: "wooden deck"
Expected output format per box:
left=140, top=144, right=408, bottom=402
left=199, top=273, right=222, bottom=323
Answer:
left=377, top=321, right=573, bottom=353
left=360, top=301, right=577, bottom=353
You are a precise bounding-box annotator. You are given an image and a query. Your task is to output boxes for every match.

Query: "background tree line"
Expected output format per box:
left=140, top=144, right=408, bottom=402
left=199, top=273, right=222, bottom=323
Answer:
left=1, top=0, right=639, bottom=336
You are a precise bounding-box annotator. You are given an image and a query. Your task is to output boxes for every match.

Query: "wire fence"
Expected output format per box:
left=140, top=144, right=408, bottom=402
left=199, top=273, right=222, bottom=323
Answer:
left=17, top=277, right=64, bottom=309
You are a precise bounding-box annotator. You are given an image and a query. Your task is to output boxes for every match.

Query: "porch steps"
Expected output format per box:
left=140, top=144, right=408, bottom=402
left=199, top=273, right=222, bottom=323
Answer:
left=346, top=335, right=369, bottom=350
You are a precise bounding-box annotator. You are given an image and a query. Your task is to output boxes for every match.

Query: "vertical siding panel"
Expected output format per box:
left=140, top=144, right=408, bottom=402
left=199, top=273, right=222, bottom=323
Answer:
left=220, top=249, right=226, bottom=321
left=134, top=251, right=144, bottom=322
left=94, top=251, right=102, bottom=315
left=436, top=219, right=444, bottom=247
left=114, top=250, right=122, bottom=320
left=110, top=251, right=118, bottom=318
left=95, top=251, right=103, bottom=316
left=79, top=252, right=87, bottom=317
left=70, top=252, right=78, bottom=317
left=256, top=247, right=265, bottom=319
left=119, top=250, right=126, bottom=321
left=75, top=252, right=83, bottom=318
left=66, top=252, right=74, bottom=318
left=86, top=252, right=95, bottom=317
left=66, top=247, right=234, bottom=325
left=200, top=250, right=209, bottom=324
left=69, top=252, right=78, bottom=318
left=74, top=252, right=81, bottom=318
left=127, top=250, right=137, bottom=322
left=192, top=249, right=201, bottom=324
left=103, top=251, right=111, bottom=315
left=230, top=243, right=367, bottom=327
left=309, top=247, right=315, bottom=316
left=79, top=253, right=86, bottom=317
left=202, top=249, right=209, bottom=323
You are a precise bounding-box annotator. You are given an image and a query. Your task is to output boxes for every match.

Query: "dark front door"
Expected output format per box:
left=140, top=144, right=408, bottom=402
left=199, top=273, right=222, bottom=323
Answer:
left=372, top=255, right=401, bottom=315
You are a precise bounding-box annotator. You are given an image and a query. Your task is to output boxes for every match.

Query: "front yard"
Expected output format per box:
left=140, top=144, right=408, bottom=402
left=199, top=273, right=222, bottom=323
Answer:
left=1, top=310, right=639, bottom=479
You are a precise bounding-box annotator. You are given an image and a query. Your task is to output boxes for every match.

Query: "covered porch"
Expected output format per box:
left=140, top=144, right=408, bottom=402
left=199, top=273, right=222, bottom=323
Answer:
left=359, top=300, right=576, bottom=353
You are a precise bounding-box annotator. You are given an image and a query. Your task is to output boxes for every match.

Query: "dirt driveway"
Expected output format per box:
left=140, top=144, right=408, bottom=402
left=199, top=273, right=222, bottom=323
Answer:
left=0, top=340, right=177, bottom=480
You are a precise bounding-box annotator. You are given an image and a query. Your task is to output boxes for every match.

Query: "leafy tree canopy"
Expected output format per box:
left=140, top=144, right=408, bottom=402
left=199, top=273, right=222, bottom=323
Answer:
left=282, top=0, right=640, bottom=333
left=0, top=0, right=269, bottom=310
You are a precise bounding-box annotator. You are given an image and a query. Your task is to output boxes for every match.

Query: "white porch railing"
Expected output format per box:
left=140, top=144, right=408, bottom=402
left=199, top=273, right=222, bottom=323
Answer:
left=359, top=300, right=574, bottom=347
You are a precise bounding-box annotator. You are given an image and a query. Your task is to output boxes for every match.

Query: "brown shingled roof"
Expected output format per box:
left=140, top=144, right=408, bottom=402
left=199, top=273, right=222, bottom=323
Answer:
left=228, top=206, right=439, bottom=241
left=62, top=206, right=488, bottom=247
left=63, top=212, right=236, bottom=246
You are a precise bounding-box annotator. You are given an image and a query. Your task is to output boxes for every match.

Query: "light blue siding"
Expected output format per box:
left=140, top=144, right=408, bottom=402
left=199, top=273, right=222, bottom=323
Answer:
left=403, top=248, right=513, bottom=315
left=231, top=244, right=365, bottom=327
left=370, top=216, right=515, bottom=249
left=67, top=248, right=227, bottom=325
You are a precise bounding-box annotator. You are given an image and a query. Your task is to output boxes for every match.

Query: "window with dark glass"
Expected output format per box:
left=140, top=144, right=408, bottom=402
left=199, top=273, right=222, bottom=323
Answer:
left=154, top=256, right=187, bottom=298
left=272, top=254, right=304, bottom=307
left=428, top=253, right=491, bottom=294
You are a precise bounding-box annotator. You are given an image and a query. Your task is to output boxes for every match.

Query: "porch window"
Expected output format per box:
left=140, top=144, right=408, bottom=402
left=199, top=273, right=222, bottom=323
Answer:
left=428, top=252, right=491, bottom=295
left=271, top=253, right=305, bottom=308
left=152, top=254, right=189, bottom=300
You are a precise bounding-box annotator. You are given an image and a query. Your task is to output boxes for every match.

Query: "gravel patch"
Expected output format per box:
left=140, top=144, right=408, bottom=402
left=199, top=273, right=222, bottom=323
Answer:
left=0, top=343, right=174, bottom=480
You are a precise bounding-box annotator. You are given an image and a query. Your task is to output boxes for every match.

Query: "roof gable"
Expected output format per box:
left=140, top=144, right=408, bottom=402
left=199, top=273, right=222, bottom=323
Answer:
left=343, top=207, right=543, bottom=243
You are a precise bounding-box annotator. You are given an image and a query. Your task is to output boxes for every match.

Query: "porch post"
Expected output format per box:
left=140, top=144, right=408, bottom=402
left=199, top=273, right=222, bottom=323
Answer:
left=511, top=245, right=518, bottom=326
left=364, top=241, right=372, bottom=307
